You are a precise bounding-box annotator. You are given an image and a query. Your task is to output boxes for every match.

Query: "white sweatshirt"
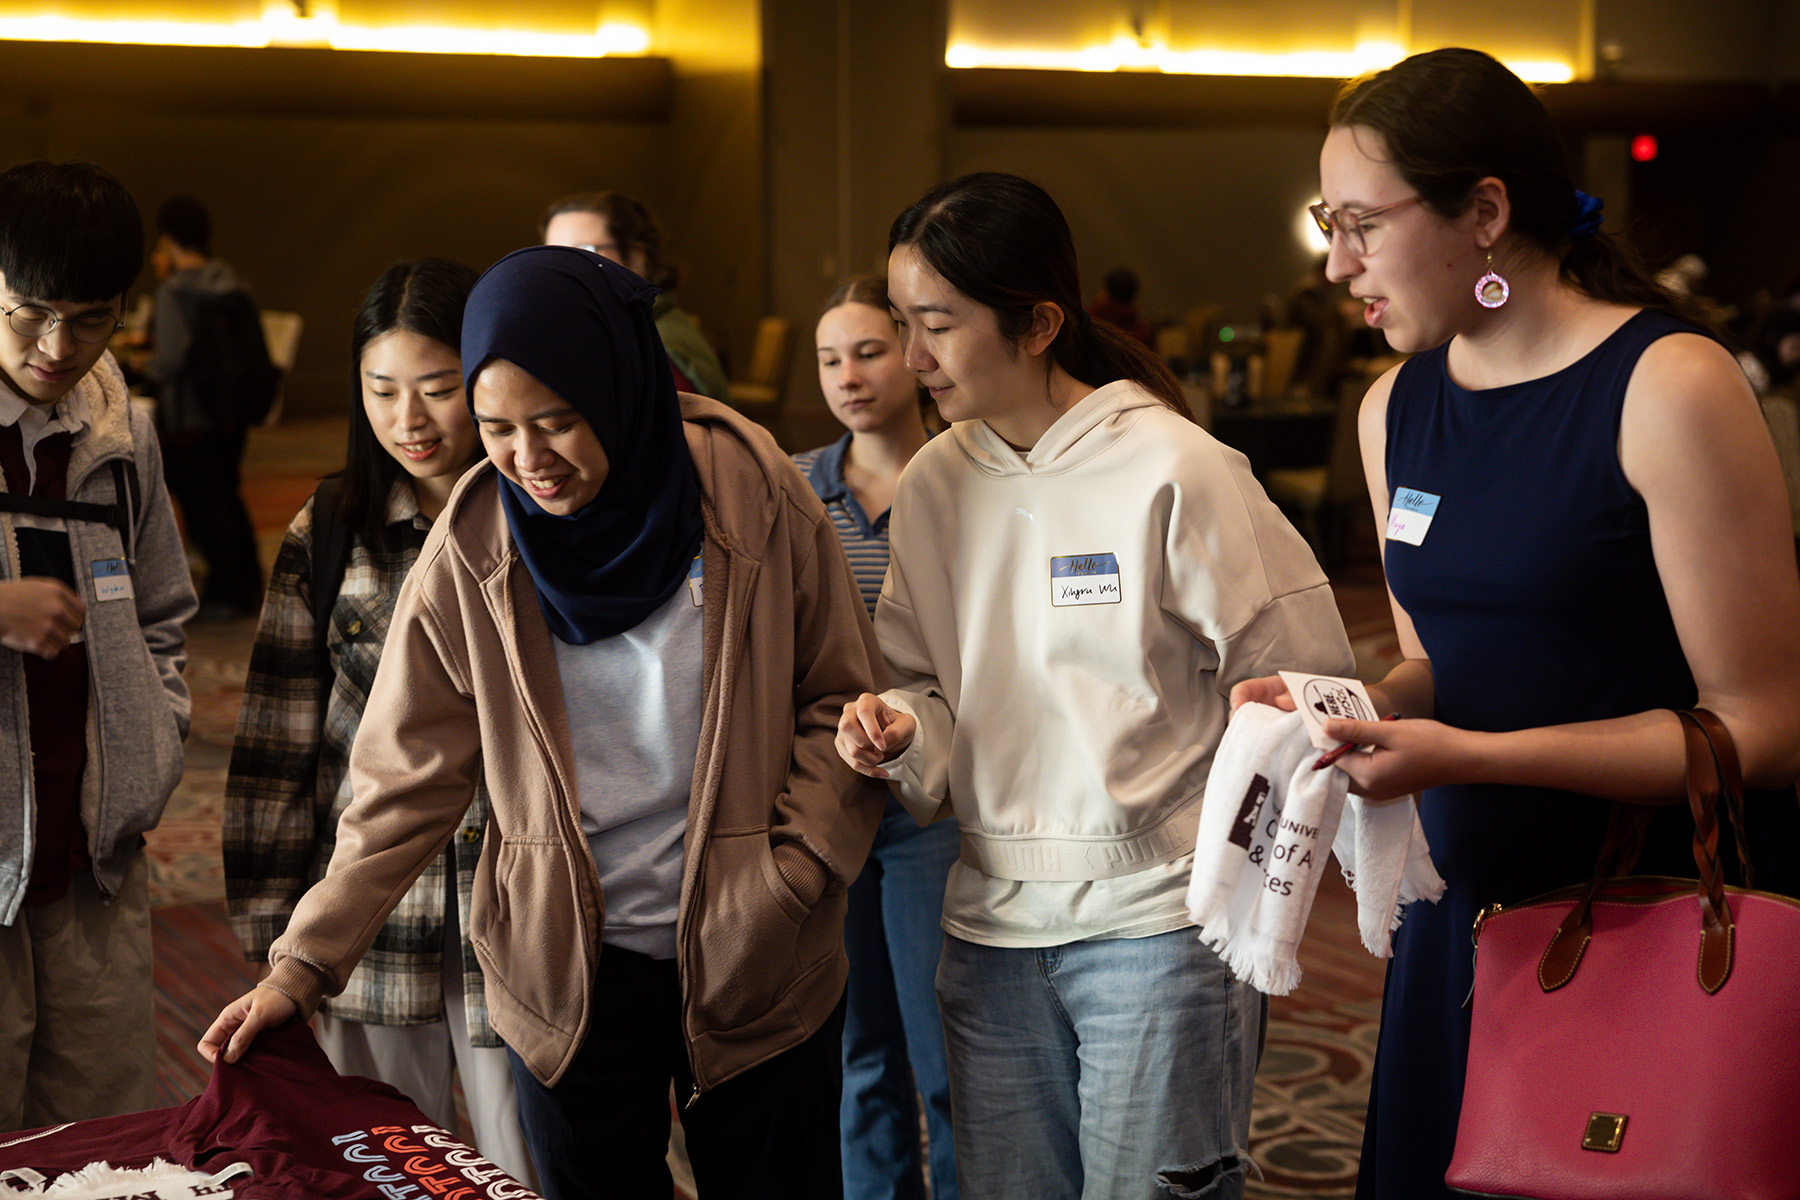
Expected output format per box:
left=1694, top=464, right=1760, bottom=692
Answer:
left=877, top=380, right=1355, bottom=946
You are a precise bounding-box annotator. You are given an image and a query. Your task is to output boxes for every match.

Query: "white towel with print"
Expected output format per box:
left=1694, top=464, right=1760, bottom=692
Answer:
left=1333, top=790, right=1445, bottom=957
left=1187, top=702, right=1445, bottom=994
left=0, top=1159, right=252, bottom=1198
left=1187, top=703, right=1341, bottom=994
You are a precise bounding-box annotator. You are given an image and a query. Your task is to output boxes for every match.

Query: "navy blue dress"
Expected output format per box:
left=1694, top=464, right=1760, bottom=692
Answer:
left=1356, top=310, right=1800, bottom=1198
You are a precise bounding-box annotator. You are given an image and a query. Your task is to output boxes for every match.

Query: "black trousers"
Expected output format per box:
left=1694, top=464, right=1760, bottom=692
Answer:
left=161, top=426, right=261, bottom=614
left=507, top=944, right=845, bottom=1200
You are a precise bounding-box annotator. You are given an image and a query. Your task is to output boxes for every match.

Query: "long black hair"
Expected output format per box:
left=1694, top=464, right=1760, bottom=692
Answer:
left=887, top=172, right=1191, bottom=419
left=338, top=258, right=480, bottom=548
left=1331, top=48, right=1698, bottom=323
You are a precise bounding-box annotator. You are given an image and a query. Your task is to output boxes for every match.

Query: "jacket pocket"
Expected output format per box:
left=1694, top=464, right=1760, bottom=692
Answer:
left=690, top=830, right=821, bottom=1031
left=473, top=834, right=588, bottom=1030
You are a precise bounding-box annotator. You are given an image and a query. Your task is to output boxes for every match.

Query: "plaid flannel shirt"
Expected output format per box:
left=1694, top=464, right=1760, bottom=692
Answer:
left=223, top=483, right=497, bottom=1042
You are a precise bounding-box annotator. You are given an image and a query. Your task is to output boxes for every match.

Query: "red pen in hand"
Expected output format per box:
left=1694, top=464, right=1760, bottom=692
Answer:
left=1312, top=712, right=1400, bottom=771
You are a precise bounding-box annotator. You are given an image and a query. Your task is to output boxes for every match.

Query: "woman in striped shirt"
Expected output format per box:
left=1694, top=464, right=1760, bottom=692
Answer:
left=793, top=276, right=958, bottom=1200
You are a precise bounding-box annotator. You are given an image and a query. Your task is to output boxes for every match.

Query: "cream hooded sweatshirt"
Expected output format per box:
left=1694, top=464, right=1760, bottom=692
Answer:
left=877, top=380, right=1354, bottom=946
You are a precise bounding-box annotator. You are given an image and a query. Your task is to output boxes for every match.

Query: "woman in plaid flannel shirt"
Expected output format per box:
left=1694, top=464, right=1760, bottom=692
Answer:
left=221, top=259, right=534, bottom=1185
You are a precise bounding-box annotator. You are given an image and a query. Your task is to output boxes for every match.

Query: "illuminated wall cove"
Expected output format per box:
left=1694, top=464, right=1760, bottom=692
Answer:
left=946, top=0, right=1581, bottom=80
left=0, top=0, right=650, bottom=54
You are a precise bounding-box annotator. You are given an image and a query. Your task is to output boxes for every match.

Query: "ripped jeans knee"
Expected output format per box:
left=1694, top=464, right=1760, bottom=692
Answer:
left=1156, top=1149, right=1262, bottom=1198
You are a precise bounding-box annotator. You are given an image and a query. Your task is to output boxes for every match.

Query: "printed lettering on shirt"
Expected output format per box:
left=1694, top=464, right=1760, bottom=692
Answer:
left=1049, top=553, right=1122, bottom=607
left=91, top=557, right=133, bottom=602
left=333, top=1125, right=542, bottom=1199
left=1385, top=487, right=1439, bottom=547
left=687, top=553, right=704, bottom=607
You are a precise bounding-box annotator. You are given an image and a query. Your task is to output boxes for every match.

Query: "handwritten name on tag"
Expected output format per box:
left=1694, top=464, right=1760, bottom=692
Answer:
left=1385, top=487, right=1440, bottom=547
left=1050, top=553, right=1122, bottom=607
left=91, top=558, right=133, bottom=603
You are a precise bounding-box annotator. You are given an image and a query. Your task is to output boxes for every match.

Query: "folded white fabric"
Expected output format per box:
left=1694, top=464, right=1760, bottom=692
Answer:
left=0, top=1159, right=252, bottom=1198
left=1333, top=790, right=1446, bottom=959
left=1187, top=702, right=1445, bottom=995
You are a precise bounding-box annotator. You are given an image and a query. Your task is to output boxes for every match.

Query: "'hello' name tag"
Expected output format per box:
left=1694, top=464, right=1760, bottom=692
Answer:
left=92, top=558, right=133, bottom=602
left=1050, top=553, right=1122, bottom=607
left=1386, top=487, right=1440, bottom=547
left=687, top=554, right=704, bottom=607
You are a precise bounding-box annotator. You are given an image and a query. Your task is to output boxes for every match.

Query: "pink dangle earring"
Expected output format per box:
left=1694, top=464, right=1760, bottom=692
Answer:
left=1475, top=251, right=1510, bottom=309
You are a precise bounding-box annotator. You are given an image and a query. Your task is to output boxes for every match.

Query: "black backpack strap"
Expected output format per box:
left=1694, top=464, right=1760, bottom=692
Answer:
left=0, top=410, right=146, bottom=561
left=0, top=491, right=130, bottom=551
left=112, top=458, right=140, bottom=560
left=308, top=475, right=352, bottom=683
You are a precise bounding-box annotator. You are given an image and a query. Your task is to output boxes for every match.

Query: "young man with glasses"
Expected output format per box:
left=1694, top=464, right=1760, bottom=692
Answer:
left=0, top=160, right=198, bottom=1133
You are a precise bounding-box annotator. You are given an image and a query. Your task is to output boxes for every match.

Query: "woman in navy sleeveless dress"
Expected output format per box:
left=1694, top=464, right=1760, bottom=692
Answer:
left=1235, top=49, right=1800, bottom=1199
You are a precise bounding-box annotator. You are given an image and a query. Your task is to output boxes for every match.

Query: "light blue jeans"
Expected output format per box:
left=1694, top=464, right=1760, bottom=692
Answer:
left=841, top=797, right=960, bottom=1200
left=936, top=926, right=1264, bottom=1200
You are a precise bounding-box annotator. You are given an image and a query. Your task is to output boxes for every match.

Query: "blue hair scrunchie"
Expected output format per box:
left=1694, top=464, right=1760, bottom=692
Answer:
left=1569, top=190, right=1604, bottom=239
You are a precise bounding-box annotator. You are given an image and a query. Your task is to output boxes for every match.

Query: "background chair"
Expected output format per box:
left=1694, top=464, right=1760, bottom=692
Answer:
left=1258, top=327, right=1305, bottom=401
left=1263, top=366, right=1383, bottom=566
left=728, top=315, right=794, bottom=439
left=258, top=309, right=304, bottom=427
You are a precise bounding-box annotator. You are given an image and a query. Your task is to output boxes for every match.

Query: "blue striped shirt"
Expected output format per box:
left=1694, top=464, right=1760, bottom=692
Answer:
left=793, top=434, right=889, bottom=616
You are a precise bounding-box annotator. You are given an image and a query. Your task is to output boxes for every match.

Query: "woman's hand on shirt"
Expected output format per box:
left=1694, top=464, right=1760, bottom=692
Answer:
left=836, top=693, right=916, bottom=778
left=198, top=985, right=300, bottom=1066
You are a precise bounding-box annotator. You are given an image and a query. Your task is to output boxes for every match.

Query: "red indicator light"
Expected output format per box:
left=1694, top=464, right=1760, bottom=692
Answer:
left=1630, top=134, right=1658, bottom=163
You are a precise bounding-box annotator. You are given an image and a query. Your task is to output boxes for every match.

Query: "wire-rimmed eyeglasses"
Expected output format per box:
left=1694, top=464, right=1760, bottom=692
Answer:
left=1309, top=196, right=1425, bottom=258
left=1, top=301, right=123, bottom=345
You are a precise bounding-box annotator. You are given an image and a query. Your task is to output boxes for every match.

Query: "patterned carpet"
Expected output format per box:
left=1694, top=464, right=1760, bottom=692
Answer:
left=143, top=417, right=1402, bottom=1196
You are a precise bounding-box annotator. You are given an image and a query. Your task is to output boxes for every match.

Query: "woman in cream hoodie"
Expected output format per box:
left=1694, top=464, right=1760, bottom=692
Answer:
left=837, top=173, right=1353, bottom=1200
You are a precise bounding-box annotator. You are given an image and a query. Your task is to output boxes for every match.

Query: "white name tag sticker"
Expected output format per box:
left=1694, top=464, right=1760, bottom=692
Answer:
left=1385, top=487, right=1441, bottom=547
left=686, top=553, right=704, bottom=607
left=1279, top=670, right=1380, bottom=752
left=1050, top=553, right=1122, bottom=607
left=91, top=558, right=133, bottom=603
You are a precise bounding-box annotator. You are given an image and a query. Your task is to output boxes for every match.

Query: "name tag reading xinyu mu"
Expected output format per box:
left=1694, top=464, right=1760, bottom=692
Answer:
left=1050, top=553, right=1121, bottom=607
left=1385, top=487, right=1440, bottom=547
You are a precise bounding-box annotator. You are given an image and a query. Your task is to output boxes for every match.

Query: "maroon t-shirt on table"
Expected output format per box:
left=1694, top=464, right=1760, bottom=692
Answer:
left=0, top=1021, right=541, bottom=1199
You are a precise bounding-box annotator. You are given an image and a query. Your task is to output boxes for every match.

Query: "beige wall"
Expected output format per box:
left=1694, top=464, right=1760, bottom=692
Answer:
left=763, top=0, right=946, bottom=448
left=0, top=104, right=665, bottom=418
left=653, top=0, right=764, bottom=381
left=0, top=33, right=758, bottom=424
left=0, top=0, right=1794, bottom=433
left=946, top=124, right=1328, bottom=335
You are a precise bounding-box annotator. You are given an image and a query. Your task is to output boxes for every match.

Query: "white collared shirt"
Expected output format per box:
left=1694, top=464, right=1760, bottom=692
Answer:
left=0, top=377, right=90, bottom=527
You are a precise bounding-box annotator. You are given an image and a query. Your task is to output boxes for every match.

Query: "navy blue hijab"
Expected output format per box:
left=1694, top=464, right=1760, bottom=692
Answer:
left=462, top=245, right=704, bottom=644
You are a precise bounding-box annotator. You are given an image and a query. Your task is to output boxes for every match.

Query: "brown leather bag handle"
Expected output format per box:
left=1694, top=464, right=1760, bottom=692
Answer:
left=1678, top=709, right=1739, bottom=993
left=1538, top=708, right=1744, bottom=994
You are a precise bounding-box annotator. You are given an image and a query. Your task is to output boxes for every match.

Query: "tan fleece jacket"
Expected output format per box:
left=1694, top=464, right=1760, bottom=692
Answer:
left=265, top=397, right=886, bottom=1092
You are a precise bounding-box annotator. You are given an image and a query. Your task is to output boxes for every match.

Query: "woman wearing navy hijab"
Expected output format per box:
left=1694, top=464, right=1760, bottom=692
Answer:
left=202, top=246, right=887, bottom=1200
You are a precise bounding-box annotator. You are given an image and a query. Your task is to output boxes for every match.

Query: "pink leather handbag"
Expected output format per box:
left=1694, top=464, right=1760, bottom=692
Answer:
left=1445, top=709, right=1800, bottom=1200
